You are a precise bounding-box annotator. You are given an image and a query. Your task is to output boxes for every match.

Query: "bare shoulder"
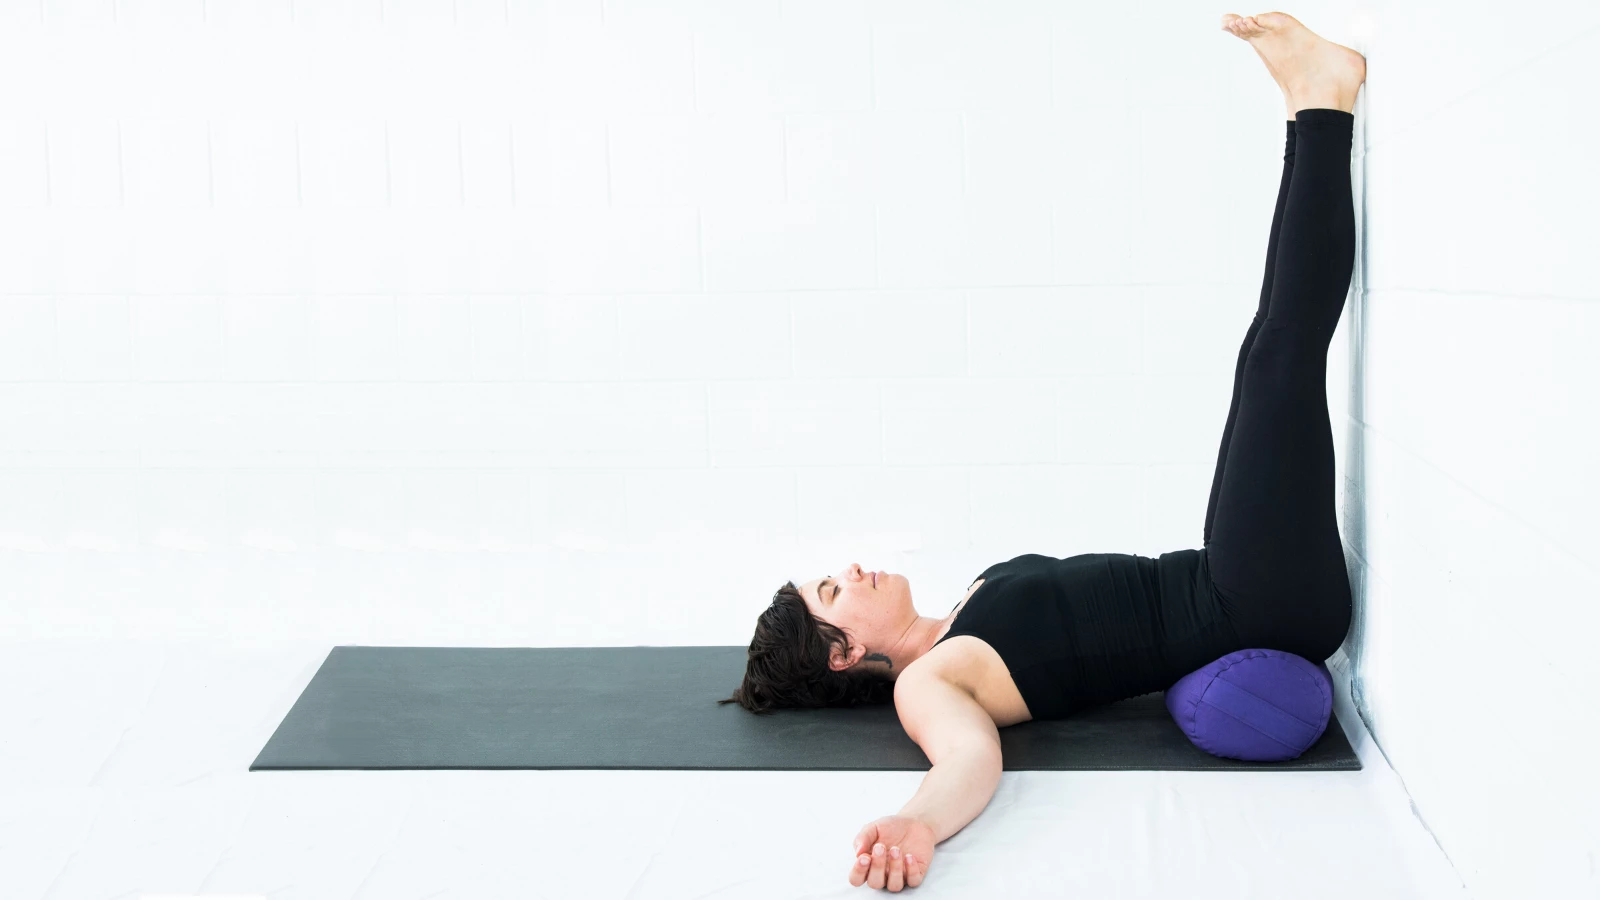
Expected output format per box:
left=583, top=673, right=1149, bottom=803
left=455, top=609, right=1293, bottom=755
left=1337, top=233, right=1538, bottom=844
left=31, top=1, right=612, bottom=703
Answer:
left=904, top=636, right=985, bottom=695
left=892, top=647, right=1004, bottom=764
left=901, top=636, right=1033, bottom=728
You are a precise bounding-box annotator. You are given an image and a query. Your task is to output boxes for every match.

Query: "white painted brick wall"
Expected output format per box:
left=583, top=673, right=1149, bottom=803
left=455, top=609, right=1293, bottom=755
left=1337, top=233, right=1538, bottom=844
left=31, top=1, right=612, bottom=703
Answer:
left=1331, top=2, right=1600, bottom=898
left=1, top=1, right=1596, bottom=895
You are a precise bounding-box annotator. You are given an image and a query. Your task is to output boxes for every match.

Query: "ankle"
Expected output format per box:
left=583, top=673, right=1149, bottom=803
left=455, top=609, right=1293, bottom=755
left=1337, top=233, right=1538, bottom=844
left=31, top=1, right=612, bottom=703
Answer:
left=1289, top=86, right=1355, bottom=115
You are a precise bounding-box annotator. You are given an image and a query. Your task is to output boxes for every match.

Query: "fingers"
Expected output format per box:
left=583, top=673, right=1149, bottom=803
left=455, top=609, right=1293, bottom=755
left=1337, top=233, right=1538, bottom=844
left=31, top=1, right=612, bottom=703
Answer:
left=849, top=826, right=875, bottom=887
left=849, top=842, right=921, bottom=891
left=850, top=848, right=871, bottom=887
left=847, top=825, right=920, bottom=892
left=869, top=842, right=906, bottom=891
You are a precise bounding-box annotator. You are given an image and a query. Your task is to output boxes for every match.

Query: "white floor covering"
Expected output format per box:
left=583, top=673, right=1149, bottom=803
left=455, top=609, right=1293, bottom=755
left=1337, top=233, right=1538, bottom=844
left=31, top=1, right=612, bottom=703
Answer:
left=1, top=638, right=1472, bottom=900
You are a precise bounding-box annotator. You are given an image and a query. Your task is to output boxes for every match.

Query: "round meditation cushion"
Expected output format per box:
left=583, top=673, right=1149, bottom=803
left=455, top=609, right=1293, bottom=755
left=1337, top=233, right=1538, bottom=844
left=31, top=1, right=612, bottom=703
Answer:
left=1164, top=648, right=1333, bottom=762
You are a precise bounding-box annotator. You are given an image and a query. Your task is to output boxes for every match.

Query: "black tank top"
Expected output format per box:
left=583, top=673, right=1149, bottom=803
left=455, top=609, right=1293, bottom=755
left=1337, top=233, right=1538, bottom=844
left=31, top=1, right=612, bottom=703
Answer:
left=933, top=547, right=1240, bottom=721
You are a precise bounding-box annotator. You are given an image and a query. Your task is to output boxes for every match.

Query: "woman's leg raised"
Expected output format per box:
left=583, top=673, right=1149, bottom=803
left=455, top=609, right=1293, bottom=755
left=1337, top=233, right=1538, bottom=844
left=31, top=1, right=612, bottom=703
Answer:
left=1205, top=12, right=1365, bottom=660
left=1205, top=107, right=1356, bottom=660
left=1203, top=119, right=1296, bottom=549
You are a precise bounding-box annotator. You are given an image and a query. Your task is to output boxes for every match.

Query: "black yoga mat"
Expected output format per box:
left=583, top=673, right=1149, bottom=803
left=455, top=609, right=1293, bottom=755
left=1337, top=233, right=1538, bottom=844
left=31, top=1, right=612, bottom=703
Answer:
left=250, top=645, right=1361, bottom=772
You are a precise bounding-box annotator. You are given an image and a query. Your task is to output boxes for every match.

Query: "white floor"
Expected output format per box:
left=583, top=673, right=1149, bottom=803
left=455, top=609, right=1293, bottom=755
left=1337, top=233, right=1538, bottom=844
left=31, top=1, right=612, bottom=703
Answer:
left=1, top=638, right=1471, bottom=900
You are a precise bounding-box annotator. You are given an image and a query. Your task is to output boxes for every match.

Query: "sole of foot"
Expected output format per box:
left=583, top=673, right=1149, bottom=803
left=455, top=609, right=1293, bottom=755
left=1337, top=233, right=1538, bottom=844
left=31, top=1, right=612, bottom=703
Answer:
left=1221, top=11, right=1366, bottom=115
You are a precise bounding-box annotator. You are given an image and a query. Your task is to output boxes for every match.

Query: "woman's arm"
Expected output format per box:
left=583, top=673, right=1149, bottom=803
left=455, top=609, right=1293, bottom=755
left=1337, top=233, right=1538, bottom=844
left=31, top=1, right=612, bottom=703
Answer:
left=897, top=748, right=1004, bottom=843
left=893, top=672, right=1005, bottom=842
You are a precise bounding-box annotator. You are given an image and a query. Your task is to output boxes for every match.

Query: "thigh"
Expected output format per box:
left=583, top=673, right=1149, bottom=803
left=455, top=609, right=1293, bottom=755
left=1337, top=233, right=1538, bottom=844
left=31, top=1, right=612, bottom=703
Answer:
left=1205, top=319, right=1352, bottom=657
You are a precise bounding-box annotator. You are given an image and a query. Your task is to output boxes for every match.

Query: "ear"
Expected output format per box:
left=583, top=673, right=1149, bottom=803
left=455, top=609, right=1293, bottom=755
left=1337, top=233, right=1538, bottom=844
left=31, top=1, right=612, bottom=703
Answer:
left=829, top=638, right=866, bottom=673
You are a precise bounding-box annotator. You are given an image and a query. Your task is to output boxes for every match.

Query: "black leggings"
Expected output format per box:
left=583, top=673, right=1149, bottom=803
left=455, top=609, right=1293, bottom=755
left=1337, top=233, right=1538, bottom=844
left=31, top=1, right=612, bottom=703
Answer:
left=1201, top=108, right=1355, bottom=664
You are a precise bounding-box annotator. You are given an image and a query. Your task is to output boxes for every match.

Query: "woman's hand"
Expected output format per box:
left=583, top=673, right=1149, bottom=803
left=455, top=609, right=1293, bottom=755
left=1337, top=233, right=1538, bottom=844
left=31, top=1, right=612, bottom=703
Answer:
left=847, top=815, right=936, bottom=891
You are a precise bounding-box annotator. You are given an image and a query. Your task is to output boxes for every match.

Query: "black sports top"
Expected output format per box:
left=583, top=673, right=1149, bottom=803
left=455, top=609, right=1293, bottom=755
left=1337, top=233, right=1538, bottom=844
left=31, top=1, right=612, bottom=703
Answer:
left=933, top=547, right=1240, bottom=721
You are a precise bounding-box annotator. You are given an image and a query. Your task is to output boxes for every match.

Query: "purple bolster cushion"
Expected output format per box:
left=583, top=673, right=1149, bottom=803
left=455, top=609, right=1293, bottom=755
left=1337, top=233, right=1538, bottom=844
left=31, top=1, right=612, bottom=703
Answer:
left=1164, top=648, right=1333, bottom=762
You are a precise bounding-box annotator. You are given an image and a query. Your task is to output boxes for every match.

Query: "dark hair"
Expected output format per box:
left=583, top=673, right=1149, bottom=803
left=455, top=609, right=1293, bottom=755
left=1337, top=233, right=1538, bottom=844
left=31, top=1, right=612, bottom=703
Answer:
left=717, top=580, right=896, bottom=715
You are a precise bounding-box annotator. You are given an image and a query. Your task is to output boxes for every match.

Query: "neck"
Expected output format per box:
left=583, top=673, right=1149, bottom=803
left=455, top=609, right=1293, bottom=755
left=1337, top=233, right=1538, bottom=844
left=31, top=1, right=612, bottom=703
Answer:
left=870, top=613, right=956, bottom=681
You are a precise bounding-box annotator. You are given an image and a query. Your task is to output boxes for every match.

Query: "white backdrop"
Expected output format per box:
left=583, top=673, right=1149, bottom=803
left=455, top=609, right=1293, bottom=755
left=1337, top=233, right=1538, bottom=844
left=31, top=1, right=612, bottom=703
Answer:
left=1, top=0, right=1595, bottom=898
left=1329, top=1, right=1600, bottom=897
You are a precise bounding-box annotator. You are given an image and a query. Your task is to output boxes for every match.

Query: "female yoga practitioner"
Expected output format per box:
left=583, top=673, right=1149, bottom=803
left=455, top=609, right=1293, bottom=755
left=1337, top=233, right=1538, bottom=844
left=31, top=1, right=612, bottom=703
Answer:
left=718, top=11, right=1366, bottom=892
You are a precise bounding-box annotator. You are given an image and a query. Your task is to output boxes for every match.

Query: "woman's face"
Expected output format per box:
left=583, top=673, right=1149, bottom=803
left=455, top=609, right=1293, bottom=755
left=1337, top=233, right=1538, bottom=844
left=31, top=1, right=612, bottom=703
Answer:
left=798, top=563, right=911, bottom=672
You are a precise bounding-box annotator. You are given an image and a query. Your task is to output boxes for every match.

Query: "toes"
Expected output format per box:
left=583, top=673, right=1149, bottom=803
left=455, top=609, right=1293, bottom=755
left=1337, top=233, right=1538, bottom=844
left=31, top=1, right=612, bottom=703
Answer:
left=1256, top=11, right=1293, bottom=30
left=1221, top=12, right=1271, bottom=39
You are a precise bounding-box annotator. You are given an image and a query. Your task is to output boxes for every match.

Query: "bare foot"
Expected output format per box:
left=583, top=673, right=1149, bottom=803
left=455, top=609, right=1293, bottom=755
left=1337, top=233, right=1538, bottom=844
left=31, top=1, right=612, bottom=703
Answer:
left=1221, top=11, right=1366, bottom=116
